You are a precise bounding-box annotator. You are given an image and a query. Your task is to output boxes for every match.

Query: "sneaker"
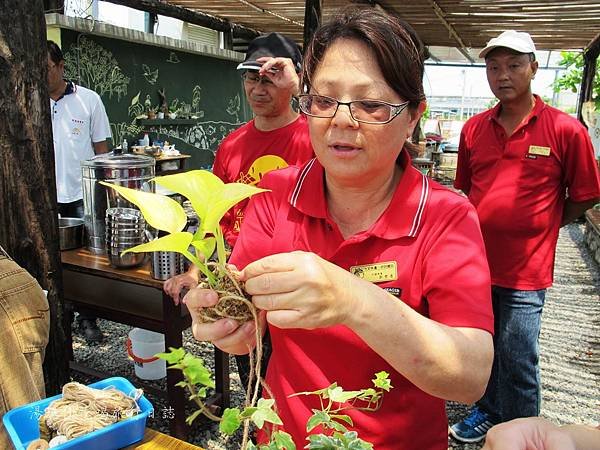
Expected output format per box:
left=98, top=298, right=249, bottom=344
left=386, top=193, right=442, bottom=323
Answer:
left=449, top=407, right=496, bottom=443
left=77, top=319, right=104, bottom=343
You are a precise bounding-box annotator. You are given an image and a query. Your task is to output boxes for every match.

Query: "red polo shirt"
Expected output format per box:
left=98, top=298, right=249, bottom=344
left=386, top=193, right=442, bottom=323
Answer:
left=212, top=115, right=313, bottom=247
left=231, top=151, right=493, bottom=450
left=455, top=95, right=600, bottom=290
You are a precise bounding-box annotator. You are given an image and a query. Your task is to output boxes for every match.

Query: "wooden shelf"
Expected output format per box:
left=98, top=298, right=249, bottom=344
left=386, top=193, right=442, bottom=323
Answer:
left=137, top=118, right=201, bottom=126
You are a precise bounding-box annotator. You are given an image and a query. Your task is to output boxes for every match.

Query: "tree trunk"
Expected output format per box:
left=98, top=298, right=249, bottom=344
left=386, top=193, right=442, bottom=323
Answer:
left=0, top=0, right=69, bottom=393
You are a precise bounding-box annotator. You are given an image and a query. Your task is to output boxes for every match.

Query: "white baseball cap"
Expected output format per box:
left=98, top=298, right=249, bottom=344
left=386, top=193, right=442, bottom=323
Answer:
left=479, top=30, right=536, bottom=59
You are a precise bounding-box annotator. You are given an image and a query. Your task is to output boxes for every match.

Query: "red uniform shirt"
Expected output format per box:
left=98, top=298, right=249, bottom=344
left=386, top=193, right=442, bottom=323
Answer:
left=455, top=95, right=600, bottom=290
left=231, top=151, right=493, bottom=450
left=212, top=115, right=313, bottom=247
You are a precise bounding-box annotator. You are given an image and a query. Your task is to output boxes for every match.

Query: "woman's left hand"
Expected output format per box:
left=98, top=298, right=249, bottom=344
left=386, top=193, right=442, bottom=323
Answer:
left=240, top=251, right=362, bottom=329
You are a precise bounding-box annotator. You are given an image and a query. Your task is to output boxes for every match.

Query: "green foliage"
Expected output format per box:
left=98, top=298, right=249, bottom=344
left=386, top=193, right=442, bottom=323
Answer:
left=101, top=170, right=267, bottom=287
left=552, top=51, right=600, bottom=109
left=157, top=348, right=392, bottom=449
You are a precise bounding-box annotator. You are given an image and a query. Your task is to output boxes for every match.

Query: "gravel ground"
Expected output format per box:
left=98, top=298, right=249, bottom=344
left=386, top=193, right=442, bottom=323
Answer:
left=72, top=223, right=599, bottom=449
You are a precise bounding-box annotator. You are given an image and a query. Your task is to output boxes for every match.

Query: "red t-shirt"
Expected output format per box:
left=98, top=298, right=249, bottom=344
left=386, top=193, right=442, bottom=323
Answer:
left=455, top=95, right=600, bottom=289
left=231, top=151, right=493, bottom=450
left=212, top=115, right=313, bottom=247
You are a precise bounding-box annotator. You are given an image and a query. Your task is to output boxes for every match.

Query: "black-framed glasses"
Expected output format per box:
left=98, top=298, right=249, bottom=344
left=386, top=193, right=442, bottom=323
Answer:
left=242, top=71, right=274, bottom=86
left=297, top=94, right=410, bottom=124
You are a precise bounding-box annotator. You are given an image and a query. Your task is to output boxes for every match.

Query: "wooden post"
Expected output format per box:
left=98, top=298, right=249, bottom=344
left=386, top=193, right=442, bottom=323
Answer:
left=0, top=0, right=69, bottom=393
left=303, top=0, right=321, bottom=50
left=577, top=33, right=600, bottom=125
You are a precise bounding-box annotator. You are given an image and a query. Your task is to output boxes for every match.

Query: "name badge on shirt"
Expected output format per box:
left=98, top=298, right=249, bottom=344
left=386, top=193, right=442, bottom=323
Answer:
left=350, top=261, right=397, bottom=283
left=528, top=145, right=551, bottom=157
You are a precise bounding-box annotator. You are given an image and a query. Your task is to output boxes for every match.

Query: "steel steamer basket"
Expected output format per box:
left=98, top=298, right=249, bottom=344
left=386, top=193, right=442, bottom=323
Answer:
left=81, top=152, right=155, bottom=254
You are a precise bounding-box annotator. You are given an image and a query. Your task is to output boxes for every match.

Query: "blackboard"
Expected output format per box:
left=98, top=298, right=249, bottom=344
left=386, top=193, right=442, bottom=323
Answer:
left=59, top=29, right=252, bottom=169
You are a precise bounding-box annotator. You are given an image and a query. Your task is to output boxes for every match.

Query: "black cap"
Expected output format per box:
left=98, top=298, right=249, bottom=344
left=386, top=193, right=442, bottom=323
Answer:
left=237, top=32, right=302, bottom=73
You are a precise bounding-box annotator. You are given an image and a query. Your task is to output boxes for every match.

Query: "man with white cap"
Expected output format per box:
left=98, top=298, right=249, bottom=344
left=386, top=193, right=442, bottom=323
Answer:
left=163, top=32, right=313, bottom=391
left=450, top=30, right=600, bottom=443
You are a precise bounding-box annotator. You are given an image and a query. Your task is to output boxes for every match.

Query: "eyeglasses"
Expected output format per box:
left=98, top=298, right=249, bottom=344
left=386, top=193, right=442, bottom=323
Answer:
left=242, top=72, right=274, bottom=86
left=297, top=94, right=410, bottom=124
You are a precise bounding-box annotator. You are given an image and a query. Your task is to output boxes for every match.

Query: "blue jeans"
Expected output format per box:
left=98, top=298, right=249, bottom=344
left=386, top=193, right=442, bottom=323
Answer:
left=477, top=286, right=546, bottom=423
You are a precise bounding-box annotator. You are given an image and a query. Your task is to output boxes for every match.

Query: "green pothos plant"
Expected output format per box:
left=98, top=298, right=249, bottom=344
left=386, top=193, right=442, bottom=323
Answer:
left=101, top=171, right=392, bottom=448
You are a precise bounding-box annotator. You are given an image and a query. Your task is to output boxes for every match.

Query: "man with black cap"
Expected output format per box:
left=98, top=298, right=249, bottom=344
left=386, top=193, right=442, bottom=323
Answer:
left=450, top=30, right=600, bottom=443
left=164, top=32, right=313, bottom=390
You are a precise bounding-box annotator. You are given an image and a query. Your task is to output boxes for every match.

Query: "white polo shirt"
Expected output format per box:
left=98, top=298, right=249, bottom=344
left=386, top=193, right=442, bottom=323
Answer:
left=51, top=83, right=111, bottom=203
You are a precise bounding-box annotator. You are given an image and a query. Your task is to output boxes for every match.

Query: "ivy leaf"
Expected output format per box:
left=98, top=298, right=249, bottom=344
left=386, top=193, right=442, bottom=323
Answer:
left=181, top=353, right=214, bottom=388
left=372, top=371, right=392, bottom=391
left=327, top=386, right=362, bottom=403
left=272, top=431, right=296, bottom=450
left=100, top=181, right=187, bottom=234
left=155, top=347, right=185, bottom=364
left=250, top=398, right=283, bottom=429
left=306, top=434, right=338, bottom=450
left=306, top=410, right=331, bottom=432
left=330, top=414, right=353, bottom=428
left=219, top=408, right=242, bottom=435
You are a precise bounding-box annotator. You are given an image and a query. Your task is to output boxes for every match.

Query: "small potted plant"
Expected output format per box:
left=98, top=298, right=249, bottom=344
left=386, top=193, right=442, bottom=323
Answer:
left=168, top=105, right=179, bottom=120
left=147, top=107, right=157, bottom=120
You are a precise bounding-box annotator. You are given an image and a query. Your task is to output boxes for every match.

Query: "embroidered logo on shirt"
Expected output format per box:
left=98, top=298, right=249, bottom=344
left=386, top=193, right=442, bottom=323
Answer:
left=528, top=145, right=551, bottom=156
left=350, top=262, right=398, bottom=283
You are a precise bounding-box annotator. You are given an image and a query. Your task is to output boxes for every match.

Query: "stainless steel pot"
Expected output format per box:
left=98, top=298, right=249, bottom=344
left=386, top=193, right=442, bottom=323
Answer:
left=81, top=153, right=155, bottom=254
left=59, top=217, right=85, bottom=250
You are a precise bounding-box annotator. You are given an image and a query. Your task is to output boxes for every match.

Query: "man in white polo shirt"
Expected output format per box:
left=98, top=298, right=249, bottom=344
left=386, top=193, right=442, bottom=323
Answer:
left=48, top=40, right=111, bottom=343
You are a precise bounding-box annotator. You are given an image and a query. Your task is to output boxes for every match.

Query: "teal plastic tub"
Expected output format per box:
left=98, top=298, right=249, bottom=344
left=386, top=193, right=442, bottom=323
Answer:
left=2, top=377, right=153, bottom=450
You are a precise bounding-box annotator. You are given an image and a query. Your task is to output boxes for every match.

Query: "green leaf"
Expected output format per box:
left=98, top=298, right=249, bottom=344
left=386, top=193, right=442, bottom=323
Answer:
left=372, top=371, right=392, bottom=392
left=153, top=170, right=224, bottom=222
left=306, top=410, right=330, bottom=432
left=330, top=414, right=353, bottom=428
left=100, top=182, right=187, bottom=233
left=306, top=434, right=338, bottom=450
left=121, top=232, right=192, bottom=256
left=327, top=386, right=362, bottom=403
left=155, top=347, right=185, bottom=364
left=219, top=408, right=242, bottom=435
left=250, top=398, right=283, bottom=429
left=272, top=431, right=296, bottom=450
left=181, top=353, right=215, bottom=389
left=201, top=182, right=269, bottom=236
left=191, top=236, right=216, bottom=261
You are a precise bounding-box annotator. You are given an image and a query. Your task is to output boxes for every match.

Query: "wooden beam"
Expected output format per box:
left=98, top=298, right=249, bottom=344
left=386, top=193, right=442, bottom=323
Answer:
left=426, top=0, right=475, bottom=63
left=303, top=0, right=321, bottom=50
left=0, top=0, right=69, bottom=394
left=103, top=0, right=259, bottom=40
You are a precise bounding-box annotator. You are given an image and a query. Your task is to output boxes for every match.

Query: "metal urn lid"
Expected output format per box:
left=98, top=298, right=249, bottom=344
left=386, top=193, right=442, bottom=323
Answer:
left=81, top=152, right=155, bottom=169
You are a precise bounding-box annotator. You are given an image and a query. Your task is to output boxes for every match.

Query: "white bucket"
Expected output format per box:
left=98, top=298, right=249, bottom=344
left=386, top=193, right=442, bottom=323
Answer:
left=127, top=328, right=166, bottom=380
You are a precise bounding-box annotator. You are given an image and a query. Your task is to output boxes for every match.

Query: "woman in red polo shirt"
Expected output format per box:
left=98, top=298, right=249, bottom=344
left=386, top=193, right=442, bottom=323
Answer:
left=184, top=7, right=494, bottom=449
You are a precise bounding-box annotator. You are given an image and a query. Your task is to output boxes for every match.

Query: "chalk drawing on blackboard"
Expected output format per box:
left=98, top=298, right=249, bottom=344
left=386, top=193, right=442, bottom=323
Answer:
left=64, top=36, right=129, bottom=101
left=142, top=64, right=159, bottom=85
left=166, top=52, right=180, bottom=64
left=128, top=92, right=146, bottom=118
left=192, top=86, right=202, bottom=110
left=226, top=94, right=241, bottom=123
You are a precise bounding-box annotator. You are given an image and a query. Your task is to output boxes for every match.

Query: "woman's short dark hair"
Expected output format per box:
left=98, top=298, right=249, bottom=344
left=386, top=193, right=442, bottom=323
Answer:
left=302, top=6, right=427, bottom=109
left=47, top=40, right=64, bottom=65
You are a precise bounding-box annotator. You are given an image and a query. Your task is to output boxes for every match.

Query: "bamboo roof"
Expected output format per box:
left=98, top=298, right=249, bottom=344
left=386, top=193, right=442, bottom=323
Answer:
left=166, top=0, right=600, bottom=62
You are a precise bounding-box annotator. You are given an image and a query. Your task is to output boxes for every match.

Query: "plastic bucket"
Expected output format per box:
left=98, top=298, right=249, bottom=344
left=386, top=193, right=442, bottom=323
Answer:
left=126, top=328, right=166, bottom=380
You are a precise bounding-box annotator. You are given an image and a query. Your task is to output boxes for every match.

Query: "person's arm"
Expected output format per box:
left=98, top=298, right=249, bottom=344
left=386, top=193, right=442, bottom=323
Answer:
left=93, top=140, right=109, bottom=154
left=482, top=417, right=600, bottom=450
left=562, top=423, right=600, bottom=450
left=243, top=251, right=492, bottom=403
left=561, top=198, right=599, bottom=227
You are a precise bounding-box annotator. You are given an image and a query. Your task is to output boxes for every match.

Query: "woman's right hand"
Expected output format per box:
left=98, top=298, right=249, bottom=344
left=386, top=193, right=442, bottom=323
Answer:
left=182, top=286, right=263, bottom=355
